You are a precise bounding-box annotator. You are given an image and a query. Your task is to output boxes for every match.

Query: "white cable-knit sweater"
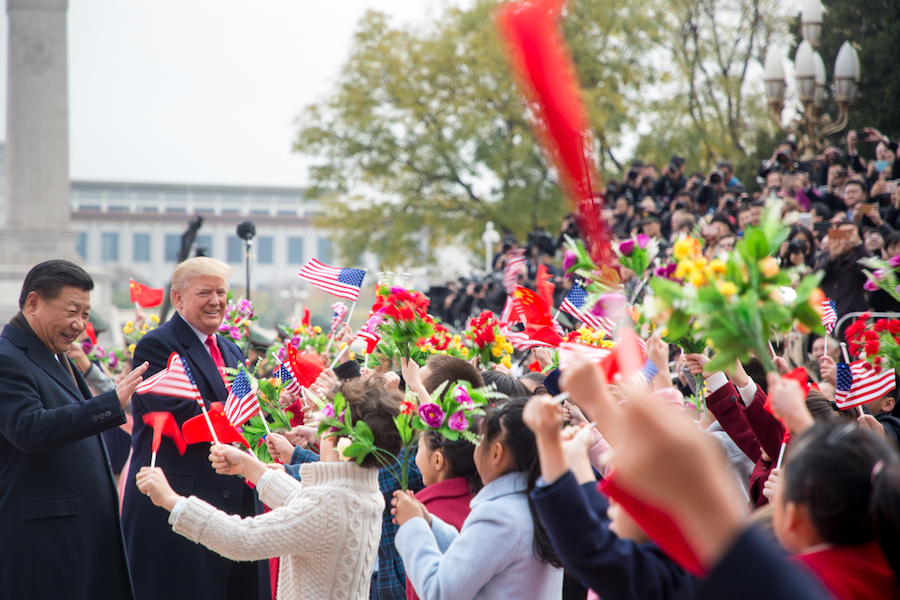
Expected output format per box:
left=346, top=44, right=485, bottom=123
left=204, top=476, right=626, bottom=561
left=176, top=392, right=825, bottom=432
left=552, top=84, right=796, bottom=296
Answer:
left=171, top=462, right=384, bottom=600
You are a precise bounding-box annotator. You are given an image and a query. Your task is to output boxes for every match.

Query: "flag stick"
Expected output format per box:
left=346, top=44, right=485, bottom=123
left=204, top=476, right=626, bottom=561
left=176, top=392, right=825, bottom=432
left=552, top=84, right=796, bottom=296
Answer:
left=198, top=402, right=220, bottom=446
left=364, top=352, right=369, bottom=370
left=824, top=336, right=828, bottom=355
left=775, top=441, right=787, bottom=469
left=258, top=409, right=271, bottom=434
left=552, top=308, right=561, bottom=322
left=150, top=451, right=157, bottom=469
left=840, top=342, right=851, bottom=363
left=325, top=300, right=357, bottom=355
left=768, top=341, right=777, bottom=359
left=329, top=345, right=348, bottom=370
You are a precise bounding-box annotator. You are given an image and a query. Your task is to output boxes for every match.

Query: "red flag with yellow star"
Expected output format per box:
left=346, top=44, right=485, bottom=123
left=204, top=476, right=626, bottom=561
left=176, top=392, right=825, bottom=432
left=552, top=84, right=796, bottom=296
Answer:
left=129, top=278, right=164, bottom=308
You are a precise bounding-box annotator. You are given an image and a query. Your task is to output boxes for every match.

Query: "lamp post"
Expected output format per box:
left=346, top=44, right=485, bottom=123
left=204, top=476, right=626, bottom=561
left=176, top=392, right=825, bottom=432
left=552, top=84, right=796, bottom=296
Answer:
left=763, top=0, right=860, bottom=160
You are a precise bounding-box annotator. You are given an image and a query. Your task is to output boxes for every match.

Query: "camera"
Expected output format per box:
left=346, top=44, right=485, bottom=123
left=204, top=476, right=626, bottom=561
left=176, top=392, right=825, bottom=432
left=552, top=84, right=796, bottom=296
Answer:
left=776, top=151, right=792, bottom=165
left=725, top=198, right=736, bottom=209
left=788, top=240, right=807, bottom=255
left=709, top=171, right=724, bottom=184
left=627, top=169, right=639, bottom=180
left=673, top=201, right=687, bottom=211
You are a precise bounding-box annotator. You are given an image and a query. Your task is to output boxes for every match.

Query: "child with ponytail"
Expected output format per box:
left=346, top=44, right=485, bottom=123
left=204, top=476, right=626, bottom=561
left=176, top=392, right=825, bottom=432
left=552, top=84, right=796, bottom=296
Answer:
left=393, top=397, right=564, bottom=599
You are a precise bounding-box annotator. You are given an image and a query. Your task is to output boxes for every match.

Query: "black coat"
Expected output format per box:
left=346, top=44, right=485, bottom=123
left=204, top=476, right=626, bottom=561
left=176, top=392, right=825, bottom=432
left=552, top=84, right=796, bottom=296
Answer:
left=121, top=312, right=268, bottom=600
left=0, top=325, right=133, bottom=600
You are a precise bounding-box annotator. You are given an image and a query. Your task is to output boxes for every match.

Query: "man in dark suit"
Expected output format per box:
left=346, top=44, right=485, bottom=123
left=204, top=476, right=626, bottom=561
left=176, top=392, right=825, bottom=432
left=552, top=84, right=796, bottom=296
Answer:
left=122, top=257, right=269, bottom=600
left=0, top=260, right=148, bottom=600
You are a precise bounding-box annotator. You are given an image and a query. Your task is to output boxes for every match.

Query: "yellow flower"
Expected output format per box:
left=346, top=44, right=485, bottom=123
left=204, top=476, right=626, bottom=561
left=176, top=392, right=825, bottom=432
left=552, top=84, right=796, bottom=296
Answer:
left=501, top=355, right=512, bottom=369
left=759, top=257, right=779, bottom=279
left=123, top=325, right=134, bottom=335
left=141, top=324, right=148, bottom=332
left=674, top=260, right=695, bottom=280
left=673, top=237, right=694, bottom=261
left=461, top=347, right=469, bottom=356
left=125, top=320, right=134, bottom=328
left=716, top=281, right=738, bottom=297
left=688, top=271, right=706, bottom=287
left=150, top=314, right=160, bottom=324
left=694, top=257, right=708, bottom=271
left=313, top=326, right=322, bottom=334
left=707, top=259, right=727, bottom=277
left=128, top=343, right=136, bottom=355
left=491, top=346, right=502, bottom=357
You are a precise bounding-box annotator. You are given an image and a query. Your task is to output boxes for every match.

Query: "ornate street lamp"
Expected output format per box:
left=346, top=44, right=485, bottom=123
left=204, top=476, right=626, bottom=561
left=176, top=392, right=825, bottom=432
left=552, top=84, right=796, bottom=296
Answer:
left=763, top=0, right=860, bottom=160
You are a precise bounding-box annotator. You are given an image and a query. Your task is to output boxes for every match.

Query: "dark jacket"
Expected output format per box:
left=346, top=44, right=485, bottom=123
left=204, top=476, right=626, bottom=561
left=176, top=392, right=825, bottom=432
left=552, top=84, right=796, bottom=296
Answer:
left=531, top=471, right=701, bottom=600
left=814, top=244, right=871, bottom=319
left=0, top=324, right=133, bottom=600
left=121, top=312, right=268, bottom=600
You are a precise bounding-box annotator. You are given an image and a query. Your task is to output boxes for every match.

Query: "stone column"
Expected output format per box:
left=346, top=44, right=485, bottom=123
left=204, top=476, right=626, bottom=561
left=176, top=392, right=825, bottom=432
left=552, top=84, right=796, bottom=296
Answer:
left=0, top=0, right=76, bottom=263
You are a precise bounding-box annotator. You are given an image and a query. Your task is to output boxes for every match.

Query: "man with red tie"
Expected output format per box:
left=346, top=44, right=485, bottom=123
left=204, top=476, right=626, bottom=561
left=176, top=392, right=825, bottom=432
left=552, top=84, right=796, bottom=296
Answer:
left=122, top=257, right=269, bottom=600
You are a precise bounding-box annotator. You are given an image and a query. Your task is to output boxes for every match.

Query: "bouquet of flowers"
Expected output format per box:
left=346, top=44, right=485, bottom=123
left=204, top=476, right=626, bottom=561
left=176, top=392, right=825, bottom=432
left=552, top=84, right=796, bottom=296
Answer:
left=123, top=312, right=160, bottom=356
left=81, top=338, right=127, bottom=375
left=566, top=326, right=617, bottom=349
left=417, top=322, right=469, bottom=359
left=464, top=311, right=514, bottom=368
left=224, top=369, right=294, bottom=462
left=845, top=315, right=900, bottom=373
left=859, top=255, right=900, bottom=303
left=217, top=295, right=256, bottom=347
left=371, top=284, right=433, bottom=361
left=649, top=203, right=825, bottom=373
left=614, top=234, right=659, bottom=278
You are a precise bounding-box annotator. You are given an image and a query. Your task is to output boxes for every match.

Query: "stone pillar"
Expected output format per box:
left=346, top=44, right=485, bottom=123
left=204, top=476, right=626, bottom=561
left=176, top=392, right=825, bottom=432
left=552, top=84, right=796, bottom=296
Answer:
left=0, top=0, right=76, bottom=263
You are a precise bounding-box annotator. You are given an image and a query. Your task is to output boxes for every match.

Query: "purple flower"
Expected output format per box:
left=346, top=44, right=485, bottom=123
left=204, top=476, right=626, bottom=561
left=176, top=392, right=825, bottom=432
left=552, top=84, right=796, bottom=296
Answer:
left=454, top=386, right=474, bottom=409
left=275, top=347, right=287, bottom=363
left=636, top=234, right=650, bottom=249
left=81, top=340, right=93, bottom=354
left=418, top=403, right=446, bottom=428
left=618, top=239, right=636, bottom=256
left=237, top=299, right=254, bottom=318
left=108, top=354, right=118, bottom=369
left=889, top=255, right=900, bottom=268
left=590, top=293, right=626, bottom=317
left=391, top=286, right=406, bottom=294
left=289, top=336, right=301, bottom=349
left=229, top=326, right=242, bottom=340
left=329, top=409, right=346, bottom=433
left=562, top=250, right=577, bottom=273
left=217, top=322, right=230, bottom=332
left=321, top=404, right=336, bottom=419
left=448, top=411, right=469, bottom=432
left=94, top=346, right=106, bottom=359
left=864, top=279, right=879, bottom=292
left=873, top=268, right=888, bottom=281
left=655, top=263, right=677, bottom=279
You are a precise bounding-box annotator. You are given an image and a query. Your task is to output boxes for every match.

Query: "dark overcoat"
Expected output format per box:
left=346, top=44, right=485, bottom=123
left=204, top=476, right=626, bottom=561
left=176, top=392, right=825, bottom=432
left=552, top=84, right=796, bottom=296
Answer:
left=122, top=312, right=268, bottom=600
left=0, top=324, right=133, bottom=600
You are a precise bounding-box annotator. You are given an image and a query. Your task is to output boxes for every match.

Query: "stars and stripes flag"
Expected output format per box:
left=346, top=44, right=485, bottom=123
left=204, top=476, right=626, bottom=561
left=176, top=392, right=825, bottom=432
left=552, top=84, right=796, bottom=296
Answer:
left=628, top=359, right=659, bottom=389
left=136, top=353, right=203, bottom=403
left=560, top=284, right=615, bottom=333
left=500, top=327, right=555, bottom=351
left=558, top=342, right=613, bottom=370
left=330, top=302, right=348, bottom=332
left=356, top=313, right=383, bottom=354
left=276, top=361, right=303, bottom=395
left=224, top=368, right=260, bottom=427
left=835, top=361, right=896, bottom=410
left=821, top=299, right=837, bottom=334
left=298, top=259, right=366, bottom=301
left=502, top=249, right=527, bottom=294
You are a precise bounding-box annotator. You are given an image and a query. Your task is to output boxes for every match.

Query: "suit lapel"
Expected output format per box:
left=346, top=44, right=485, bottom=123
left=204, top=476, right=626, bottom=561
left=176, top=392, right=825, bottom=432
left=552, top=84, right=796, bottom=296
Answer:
left=171, top=314, right=228, bottom=406
left=2, top=326, right=85, bottom=401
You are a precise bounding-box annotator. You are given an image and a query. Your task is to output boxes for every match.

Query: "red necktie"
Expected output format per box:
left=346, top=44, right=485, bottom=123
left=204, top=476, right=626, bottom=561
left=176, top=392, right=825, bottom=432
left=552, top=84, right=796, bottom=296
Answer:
left=205, top=335, right=229, bottom=386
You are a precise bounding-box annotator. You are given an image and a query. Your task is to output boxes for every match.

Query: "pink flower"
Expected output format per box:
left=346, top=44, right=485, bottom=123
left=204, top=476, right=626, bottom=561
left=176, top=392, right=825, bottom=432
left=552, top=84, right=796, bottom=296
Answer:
left=275, top=347, right=287, bottom=363
left=864, top=279, right=879, bottom=292
left=453, top=386, right=474, bottom=409
left=655, top=263, right=677, bottom=279
left=418, top=403, right=445, bottom=428
left=108, top=354, right=118, bottom=369
left=229, top=326, right=242, bottom=340
left=590, top=293, right=626, bottom=317
left=618, top=239, right=636, bottom=256
left=636, top=234, right=650, bottom=249
left=889, top=255, right=900, bottom=268
left=562, top=250, right=577, bottom=273
left=94, top=346, right=106, bottom=359
left=322, top=404, right=336, bottom=419
left=81, top=340, right=93, bottom=354
left=237, top=299, right=254, bottom=318
left=448, top=411, right=469, bottom=432
left=873, top=268, right=887, bottom=281
left=217, top=322, right=230, bottom=332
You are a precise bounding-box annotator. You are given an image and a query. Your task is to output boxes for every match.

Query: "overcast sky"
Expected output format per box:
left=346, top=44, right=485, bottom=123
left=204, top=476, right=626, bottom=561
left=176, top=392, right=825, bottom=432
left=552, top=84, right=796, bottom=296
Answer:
left=0, top=0, right=467, bottom=188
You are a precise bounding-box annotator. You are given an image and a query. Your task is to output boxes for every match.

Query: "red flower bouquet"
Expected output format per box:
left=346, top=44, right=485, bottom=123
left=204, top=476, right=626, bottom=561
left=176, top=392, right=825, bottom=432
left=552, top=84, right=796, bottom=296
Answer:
left=846, top=315, right=900, bottom=373
left=464, top=311, right=514, bottom=368
left=373, top=284, right=434, bottom=360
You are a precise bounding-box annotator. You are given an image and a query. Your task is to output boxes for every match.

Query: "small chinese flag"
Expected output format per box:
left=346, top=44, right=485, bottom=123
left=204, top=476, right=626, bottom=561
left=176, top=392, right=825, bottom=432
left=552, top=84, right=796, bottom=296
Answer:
left=181, top=402, right=250, bottom=448
left=129, top=279, right=164, bottom=308
left=142, top=411, right=186, bottom=455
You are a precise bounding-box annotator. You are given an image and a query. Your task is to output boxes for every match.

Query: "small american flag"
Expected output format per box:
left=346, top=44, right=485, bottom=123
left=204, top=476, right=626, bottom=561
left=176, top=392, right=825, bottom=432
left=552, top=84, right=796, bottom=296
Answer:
left=627, top=359, right=659, bottom=389
left=136, top=353, right=203, bottom=404
left=500, top=327, right=554, bottom=351
left=835, top=361, right=896, bottom=410
left=298, top=259, right=366, bottom=301
left=276, top=361, right=302, bottom=395
left=559, top=342, right=613, bottom=370
left=224, top=368, right=260, bottom=427
left=330, top=302, right=348, bottom=332
left=560, top=284, right=615, bottom=333
left=502, top=249, right=527, bottom=294
left=821, top=299, right=838, bottom=334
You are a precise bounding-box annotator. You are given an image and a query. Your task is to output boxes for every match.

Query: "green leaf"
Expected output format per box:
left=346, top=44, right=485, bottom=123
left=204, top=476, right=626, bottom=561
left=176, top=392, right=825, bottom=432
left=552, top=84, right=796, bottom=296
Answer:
left=342, top=442, right=371, bottom=458
left=666, top=309, right=691, bottom=342
left=355, top=420, right=375, bottom=445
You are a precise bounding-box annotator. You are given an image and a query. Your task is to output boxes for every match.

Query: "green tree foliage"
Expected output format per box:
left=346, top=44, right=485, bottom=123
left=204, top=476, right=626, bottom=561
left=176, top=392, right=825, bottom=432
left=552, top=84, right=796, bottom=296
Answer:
left=634, top=0, right=788, bottom=171
left=294, top=0, right=656, bottom=267
left=805, top=0, right=900, bottom=141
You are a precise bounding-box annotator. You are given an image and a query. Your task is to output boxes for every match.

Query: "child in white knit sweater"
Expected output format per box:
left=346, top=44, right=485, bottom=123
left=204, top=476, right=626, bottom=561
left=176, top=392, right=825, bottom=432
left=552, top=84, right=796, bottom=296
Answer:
left=137, top=378, right=404, bottom=600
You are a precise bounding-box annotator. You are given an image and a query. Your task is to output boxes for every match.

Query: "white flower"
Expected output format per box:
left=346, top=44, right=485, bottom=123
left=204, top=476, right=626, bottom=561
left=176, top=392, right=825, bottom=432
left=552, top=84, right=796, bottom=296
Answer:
left=336, top=437, right=353, bottom=462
